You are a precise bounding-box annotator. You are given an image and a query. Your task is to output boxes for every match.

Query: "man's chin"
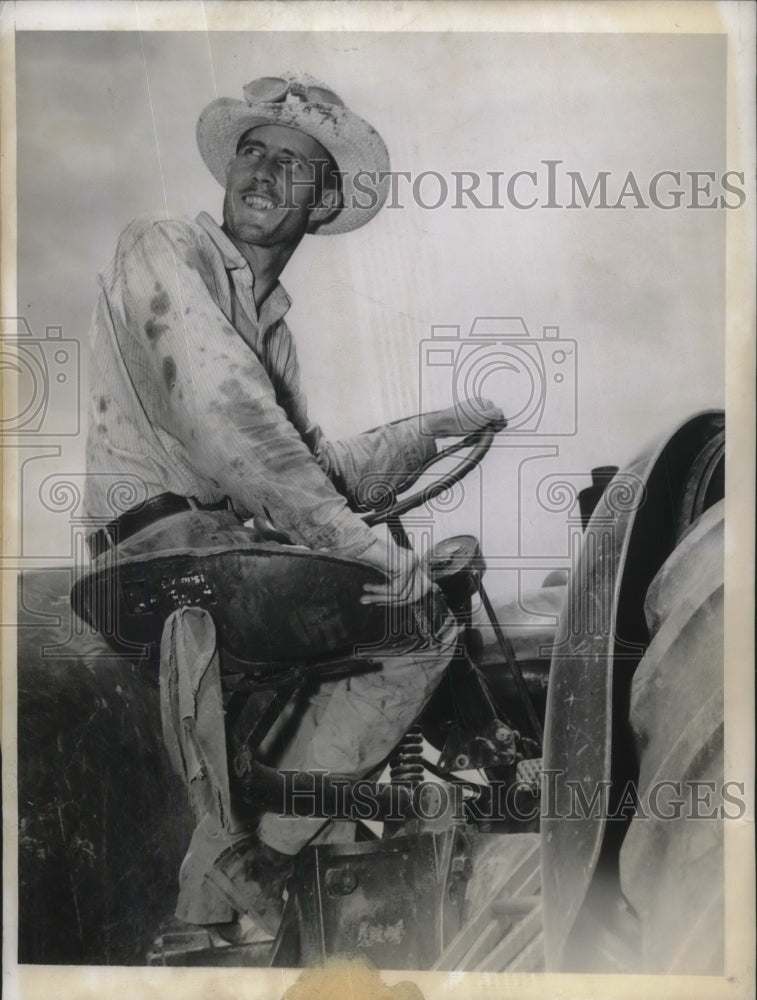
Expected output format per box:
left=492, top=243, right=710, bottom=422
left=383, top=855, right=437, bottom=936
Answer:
left=239, top=206, right=284, bottom=231
left=224, top=205, right=309, bottom=251
left=229, top=215, right=281, bottom=244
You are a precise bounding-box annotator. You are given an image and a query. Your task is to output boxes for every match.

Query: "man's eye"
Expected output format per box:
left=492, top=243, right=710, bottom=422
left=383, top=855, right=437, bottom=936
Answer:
left=240, top=146, right=260, bottom=157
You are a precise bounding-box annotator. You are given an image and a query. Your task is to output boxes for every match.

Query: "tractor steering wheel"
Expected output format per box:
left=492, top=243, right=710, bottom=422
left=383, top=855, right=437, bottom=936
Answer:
left=362, top=422, right=500, bottom=526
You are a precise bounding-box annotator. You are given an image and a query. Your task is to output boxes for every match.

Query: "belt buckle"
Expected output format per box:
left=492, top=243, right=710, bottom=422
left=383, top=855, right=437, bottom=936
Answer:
left=87, top=527, right=115, bottom=560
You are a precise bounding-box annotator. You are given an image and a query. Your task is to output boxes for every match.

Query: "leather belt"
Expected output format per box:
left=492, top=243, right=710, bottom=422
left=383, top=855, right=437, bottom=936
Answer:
left=87, top=492, right=232, bottom=560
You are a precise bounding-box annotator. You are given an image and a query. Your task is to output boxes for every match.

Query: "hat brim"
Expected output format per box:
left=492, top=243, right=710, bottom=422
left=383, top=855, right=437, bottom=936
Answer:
left=196, top=98, right=390, bottom=235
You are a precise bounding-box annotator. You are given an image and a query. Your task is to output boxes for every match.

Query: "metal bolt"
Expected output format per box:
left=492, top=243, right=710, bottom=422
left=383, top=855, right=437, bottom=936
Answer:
left=450, top=856, right=472, bottom=878
left=494, top=725, right=513, bottom=744
left=455, top=754, right=470, bottom=769
left=325, top=866, right=358, bottom=896
left=340, top=869, right=358, bottom=893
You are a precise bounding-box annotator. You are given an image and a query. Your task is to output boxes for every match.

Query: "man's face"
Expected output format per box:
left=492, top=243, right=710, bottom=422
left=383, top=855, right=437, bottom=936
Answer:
left=223, top=124, right=334, bottom=250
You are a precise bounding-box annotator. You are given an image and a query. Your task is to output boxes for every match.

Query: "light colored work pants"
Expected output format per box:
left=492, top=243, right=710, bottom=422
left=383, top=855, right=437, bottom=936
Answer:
left=161, top=605, right=455, bottom=921
left=104, top=510, right=456, bottom=922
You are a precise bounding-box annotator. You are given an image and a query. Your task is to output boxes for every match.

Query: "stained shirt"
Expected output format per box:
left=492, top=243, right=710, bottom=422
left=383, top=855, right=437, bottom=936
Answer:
left=84, top=211, right=436, bottom=559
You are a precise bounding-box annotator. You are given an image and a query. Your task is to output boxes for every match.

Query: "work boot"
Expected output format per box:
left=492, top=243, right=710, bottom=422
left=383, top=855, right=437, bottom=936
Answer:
left=205, top=835, right=294, bottom=936
left=147, top=912, right=271, bottom=964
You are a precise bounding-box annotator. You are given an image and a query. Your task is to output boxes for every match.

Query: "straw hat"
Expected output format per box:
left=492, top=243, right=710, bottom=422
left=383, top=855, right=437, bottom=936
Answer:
left=196, top=72, right=390, bottom=235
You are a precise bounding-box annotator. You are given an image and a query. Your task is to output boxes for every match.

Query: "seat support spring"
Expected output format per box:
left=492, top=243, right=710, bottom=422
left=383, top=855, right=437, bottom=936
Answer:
left=389, top=726, right=424, bottom=787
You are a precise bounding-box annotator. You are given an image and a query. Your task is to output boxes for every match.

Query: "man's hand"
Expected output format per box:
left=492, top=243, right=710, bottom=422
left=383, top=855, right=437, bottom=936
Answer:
left=420, top=397, right=506, bottom=439
left=359, top=524, right=432, bottom=606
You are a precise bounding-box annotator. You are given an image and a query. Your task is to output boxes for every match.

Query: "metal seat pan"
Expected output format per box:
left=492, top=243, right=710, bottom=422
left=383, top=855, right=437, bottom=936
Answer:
left=71, top=543, right=443, bottom=670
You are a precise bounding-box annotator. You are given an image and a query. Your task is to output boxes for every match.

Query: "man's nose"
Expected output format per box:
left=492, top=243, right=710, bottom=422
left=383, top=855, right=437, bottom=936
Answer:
left=250, top=153, right=276, bottom=185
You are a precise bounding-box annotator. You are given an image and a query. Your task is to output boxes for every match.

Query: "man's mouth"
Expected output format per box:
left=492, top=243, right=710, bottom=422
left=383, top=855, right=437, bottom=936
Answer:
left=242, top=193, right=277, bottom=210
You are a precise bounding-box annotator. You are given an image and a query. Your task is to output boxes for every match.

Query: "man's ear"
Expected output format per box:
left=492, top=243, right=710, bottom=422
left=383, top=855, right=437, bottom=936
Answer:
left=307, top=188, right=341, bottom=233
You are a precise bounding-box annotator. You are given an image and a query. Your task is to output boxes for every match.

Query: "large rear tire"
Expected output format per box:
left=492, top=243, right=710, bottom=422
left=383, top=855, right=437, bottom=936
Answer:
left=618, top=499, right=724, bottom=974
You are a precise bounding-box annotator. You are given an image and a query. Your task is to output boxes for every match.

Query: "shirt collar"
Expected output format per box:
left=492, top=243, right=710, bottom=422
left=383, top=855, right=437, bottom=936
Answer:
left=195, top=211, right=292, bottom=327
left=195, top=211, right=248, bottom=269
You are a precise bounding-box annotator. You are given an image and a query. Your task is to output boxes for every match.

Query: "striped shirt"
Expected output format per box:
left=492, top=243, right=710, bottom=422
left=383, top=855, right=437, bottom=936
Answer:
left=84, top=211, right=435, bottom=558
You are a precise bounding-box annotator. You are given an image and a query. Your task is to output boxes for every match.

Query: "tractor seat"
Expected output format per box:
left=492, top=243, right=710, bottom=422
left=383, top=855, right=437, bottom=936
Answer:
left=70, top=541, right=451, bottom=679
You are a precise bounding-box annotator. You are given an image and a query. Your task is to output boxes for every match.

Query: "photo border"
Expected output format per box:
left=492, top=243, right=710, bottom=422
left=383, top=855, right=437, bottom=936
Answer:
left=2, top=2, right=754, bottom=998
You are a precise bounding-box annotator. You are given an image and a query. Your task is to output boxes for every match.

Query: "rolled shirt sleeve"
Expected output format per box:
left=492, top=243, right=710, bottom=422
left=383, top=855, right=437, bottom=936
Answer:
left=308, top=420, right=437, bottom=512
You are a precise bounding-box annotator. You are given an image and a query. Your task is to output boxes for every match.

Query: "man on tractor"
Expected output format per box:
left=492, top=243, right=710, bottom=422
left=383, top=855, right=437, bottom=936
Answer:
left=83, top=72, right=505, bottom=942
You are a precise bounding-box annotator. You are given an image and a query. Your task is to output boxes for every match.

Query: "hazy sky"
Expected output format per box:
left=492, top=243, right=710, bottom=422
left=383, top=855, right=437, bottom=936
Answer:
left=13, top=30, right=727, bottom=600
